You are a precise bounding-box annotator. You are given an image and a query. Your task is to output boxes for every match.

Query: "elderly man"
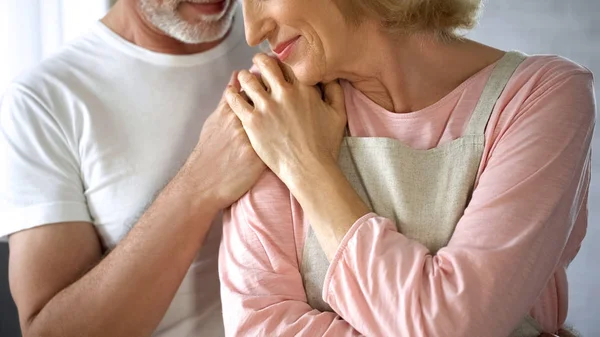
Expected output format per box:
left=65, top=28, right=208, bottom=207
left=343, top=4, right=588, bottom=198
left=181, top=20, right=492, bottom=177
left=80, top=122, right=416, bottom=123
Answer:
left=0, top=0, right=263, bottom=336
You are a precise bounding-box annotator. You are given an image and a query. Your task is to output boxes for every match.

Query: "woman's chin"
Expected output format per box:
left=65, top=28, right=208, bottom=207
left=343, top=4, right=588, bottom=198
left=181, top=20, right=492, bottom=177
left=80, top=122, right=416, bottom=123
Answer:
left=290, top=63, right=323, bottom=86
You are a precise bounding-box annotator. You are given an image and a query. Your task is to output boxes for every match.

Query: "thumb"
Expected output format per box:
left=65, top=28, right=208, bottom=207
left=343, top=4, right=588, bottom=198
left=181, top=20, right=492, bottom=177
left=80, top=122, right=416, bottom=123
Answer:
left=228, top=71, right=241, bottom=91
left=323, top=80, right=345, bottom=111
left=220, top=71, right=241, bottom=106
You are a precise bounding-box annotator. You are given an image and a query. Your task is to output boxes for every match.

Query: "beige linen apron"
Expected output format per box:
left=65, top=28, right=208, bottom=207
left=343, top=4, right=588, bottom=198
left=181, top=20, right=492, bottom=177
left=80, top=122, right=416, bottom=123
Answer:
left=300, top=51, right=548, bottom=336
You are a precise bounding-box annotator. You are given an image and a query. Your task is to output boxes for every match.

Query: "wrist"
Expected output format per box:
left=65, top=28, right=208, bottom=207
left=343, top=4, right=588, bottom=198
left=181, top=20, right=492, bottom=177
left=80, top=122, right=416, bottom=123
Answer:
left=288, top=156, right=369, bottom=224
left=287, top=156, right=370, bottom=258
left=169, top=168, right=221, bottom=222
left=283, top=152, right=338, bottom=194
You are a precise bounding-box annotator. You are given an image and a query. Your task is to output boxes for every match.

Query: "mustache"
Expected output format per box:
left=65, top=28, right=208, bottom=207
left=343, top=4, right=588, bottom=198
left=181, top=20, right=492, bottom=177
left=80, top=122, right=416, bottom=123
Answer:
left=157, top=0, right=230, bottom=11
left=181, top=0, right=228, bottom=4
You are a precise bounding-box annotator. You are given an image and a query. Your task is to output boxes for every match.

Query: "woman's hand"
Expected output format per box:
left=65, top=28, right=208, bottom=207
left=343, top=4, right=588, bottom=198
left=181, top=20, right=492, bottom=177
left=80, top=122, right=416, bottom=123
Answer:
left=227, top=54, right=368, bottom=260
left=225, top=53, right=347, bottom=188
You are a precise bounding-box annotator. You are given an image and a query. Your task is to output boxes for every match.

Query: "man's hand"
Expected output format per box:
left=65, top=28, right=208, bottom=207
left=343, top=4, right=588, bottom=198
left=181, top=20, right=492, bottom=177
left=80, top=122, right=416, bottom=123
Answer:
left=180, top=72, right=266, bottom=212
left=8, top=73, right=266, bottom=337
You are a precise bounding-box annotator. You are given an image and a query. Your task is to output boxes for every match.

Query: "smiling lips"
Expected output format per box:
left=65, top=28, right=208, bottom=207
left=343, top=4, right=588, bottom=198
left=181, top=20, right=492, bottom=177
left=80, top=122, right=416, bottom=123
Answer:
left=272, top=36, right=300, bottom=61
left=185, top=0, right=227, bottom=15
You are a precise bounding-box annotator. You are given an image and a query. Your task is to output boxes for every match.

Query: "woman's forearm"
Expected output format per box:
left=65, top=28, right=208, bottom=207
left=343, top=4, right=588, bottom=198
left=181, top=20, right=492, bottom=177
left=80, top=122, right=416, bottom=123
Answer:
left=286, top=157, right=370, bottom=260
left=221, top=171, right=364, bottom=337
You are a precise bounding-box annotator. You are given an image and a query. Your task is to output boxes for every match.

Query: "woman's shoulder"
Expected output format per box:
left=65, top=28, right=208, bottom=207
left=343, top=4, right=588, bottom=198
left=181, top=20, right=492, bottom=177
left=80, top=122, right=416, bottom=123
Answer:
left=520, top=54, right=592, bottom=74
left=498, top=53, right=595, bottom=119
left=511, top=54, right=594, bottom=94
left=485, top=53, right=595, bottom=147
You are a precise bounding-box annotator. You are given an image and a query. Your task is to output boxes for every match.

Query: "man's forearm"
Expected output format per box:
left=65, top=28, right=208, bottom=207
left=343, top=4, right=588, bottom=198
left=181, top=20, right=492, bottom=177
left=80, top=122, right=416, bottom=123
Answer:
left=25, top=173, right=218, bottom=337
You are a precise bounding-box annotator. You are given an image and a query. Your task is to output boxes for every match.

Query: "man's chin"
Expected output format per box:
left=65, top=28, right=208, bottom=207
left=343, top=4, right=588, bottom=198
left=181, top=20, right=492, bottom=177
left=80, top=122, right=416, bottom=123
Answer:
left=169, top=19, right=232, bottom=44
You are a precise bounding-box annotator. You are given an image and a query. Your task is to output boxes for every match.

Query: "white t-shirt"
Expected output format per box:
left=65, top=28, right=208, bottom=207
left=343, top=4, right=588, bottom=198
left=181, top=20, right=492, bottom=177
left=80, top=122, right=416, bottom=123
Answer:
left=0, top=8, right=256, bottom=336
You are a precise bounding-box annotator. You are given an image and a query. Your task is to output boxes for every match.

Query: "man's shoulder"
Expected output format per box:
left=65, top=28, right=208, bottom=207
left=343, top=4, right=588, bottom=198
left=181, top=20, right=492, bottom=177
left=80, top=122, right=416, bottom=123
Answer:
left=12, top=32, right=107, bottom=94
left=1, top=30, right=116, bottom=134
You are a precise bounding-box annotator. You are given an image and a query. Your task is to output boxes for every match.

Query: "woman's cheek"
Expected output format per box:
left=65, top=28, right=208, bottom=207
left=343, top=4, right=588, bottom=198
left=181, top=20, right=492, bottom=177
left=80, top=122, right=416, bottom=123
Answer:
left=294, top=55, right=323, bottom=85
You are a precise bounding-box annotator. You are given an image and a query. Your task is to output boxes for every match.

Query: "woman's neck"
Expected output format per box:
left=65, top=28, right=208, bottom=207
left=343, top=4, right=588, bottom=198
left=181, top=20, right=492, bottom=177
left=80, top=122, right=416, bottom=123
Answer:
left=335, top=30, right=505, bottom=113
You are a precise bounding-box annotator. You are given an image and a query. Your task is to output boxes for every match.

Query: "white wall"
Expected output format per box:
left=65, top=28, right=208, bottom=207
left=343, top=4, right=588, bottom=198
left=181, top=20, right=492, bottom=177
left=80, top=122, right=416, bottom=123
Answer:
left=0, top=0, right=110, bottom=93
left=469, top=0, right=599, bottom=335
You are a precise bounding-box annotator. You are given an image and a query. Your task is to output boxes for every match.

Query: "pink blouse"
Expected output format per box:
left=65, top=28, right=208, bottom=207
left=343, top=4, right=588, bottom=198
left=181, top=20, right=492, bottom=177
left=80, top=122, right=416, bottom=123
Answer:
left=219, top=55, right=595, bottom=336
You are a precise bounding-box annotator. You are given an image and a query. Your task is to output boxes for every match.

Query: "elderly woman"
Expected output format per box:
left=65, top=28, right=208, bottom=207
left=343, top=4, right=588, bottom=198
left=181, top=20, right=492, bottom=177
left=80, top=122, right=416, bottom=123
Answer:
left=219, top=0, right=595, bottom=336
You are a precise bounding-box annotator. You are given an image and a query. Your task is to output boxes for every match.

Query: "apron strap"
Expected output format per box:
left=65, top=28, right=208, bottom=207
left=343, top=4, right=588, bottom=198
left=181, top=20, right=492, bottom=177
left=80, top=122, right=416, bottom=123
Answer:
left=464, top=51, right=527, bottom=136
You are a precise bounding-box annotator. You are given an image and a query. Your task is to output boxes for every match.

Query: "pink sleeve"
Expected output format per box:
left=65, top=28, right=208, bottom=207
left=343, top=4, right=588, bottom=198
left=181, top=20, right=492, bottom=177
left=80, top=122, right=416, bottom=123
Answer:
left=323, top=72, right=595, bottom=336
left=219, top=172, right=363, bottom=336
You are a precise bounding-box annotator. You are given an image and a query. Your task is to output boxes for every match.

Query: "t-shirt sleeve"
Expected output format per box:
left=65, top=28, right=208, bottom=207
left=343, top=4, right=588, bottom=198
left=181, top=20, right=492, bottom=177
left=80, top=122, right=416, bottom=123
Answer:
left=0, top=84, right=92, bottom=238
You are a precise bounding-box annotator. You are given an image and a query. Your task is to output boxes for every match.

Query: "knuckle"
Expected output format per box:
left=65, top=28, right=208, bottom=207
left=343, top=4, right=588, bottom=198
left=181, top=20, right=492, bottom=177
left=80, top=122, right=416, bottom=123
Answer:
left=241, top=73, right=261, bottom=89
left=261, top=56, right=278, bottom=69
left=263, top=100, right=277, bottom=113
left=221, top=95, right=233, bottom=107
left=232, top=96, right=247, bottom=111
left=238, top=70, right=253, bottom=83
left=278, top=81, right=293, bottom=93
left=250, top=79, right=263, bottom=91
left=255, top=53, right=272, bottom=65
left=229, top=93, right=241, bottom=107
left=224, top=89, right=236, bottom=102
left=252, top=53, right=265, bottom=65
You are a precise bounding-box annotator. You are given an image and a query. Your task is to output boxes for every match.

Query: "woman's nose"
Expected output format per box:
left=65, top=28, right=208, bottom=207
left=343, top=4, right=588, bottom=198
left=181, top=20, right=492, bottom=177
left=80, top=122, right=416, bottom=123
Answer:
left=241, top=1, right=276, bottom=47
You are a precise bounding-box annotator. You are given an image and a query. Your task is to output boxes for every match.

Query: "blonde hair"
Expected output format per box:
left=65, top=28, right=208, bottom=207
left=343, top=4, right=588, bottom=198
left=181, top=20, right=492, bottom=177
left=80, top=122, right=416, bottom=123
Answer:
left=340, top=0, right=482, bottom=39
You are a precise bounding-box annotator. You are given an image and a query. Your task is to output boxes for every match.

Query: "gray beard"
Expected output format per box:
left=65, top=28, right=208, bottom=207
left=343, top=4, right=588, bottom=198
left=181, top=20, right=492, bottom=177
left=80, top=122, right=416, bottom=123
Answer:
left=139, top=0, right=237, bottom=44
